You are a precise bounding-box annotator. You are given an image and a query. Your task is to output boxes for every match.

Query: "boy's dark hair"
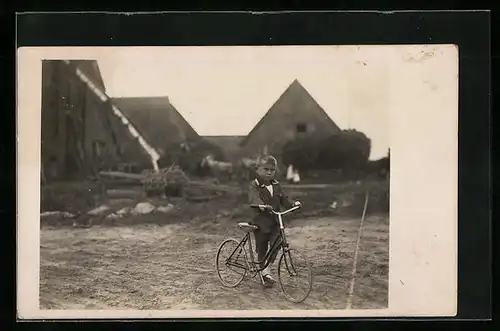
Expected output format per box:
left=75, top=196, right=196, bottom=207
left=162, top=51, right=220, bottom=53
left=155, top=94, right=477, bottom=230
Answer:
left=255, top=155, right=278, bottom=169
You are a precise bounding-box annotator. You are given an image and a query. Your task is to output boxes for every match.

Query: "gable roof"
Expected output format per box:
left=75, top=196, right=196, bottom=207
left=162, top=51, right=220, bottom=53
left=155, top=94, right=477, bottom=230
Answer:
left=111, top=96, right=200, bottom=151
left=240, top=79, right=340, bottom=146
left=68, top=60, right=107, bottom=92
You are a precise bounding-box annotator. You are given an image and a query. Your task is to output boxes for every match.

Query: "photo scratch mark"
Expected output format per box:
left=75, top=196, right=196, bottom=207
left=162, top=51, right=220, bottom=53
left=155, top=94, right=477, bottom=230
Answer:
left=404, top=48, right=437, bottom=63
left=423, top=80, right=438, bottom=91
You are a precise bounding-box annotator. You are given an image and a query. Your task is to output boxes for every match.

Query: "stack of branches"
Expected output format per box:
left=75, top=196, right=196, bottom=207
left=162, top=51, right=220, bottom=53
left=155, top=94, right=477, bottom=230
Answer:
left=141, top=164, right=189, bottom=197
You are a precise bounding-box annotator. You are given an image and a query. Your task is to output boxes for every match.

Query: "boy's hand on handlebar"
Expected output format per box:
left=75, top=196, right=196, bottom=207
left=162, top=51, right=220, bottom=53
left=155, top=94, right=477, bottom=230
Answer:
left=249, top=204, right=272, bottom=211
left=260, top=204, right=273, bottom=212
left=293, top=201, right=302, bottom=208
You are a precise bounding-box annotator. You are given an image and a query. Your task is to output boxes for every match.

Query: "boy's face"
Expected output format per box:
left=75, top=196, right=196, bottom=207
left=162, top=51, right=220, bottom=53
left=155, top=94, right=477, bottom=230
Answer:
left=256, top=163, right=276, bottom=182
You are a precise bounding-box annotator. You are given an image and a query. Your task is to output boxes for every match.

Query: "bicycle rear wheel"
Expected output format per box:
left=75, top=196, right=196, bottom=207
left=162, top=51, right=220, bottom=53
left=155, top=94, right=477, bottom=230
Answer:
left=215, top=238, right=248, bottom=287
left=278, top=248, right=312, bottom=303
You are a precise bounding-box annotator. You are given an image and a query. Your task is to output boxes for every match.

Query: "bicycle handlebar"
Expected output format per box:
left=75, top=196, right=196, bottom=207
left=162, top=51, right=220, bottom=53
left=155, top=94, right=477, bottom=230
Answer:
left=250, top=204, right=301, bottom=215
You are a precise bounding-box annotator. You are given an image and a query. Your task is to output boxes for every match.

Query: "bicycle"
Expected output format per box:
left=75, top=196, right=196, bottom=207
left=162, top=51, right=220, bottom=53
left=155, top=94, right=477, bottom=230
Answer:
left=215, top=203, right=313, bottom=303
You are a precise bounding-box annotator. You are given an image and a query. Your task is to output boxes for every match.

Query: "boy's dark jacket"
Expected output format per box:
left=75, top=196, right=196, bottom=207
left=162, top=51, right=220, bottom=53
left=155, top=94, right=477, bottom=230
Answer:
left=248, top=178, right=294, bottom=233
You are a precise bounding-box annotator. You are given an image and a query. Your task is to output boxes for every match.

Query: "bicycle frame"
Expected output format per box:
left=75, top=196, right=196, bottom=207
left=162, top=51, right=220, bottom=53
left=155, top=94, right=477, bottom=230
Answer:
left=225, top=205, right=300, bottom=273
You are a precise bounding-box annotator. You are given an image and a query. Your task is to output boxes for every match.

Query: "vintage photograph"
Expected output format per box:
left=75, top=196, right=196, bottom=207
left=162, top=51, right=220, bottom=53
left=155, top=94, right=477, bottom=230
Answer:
left=38, top=47, right=391, bottom=311
left=16, top=43, right=459, bottom=319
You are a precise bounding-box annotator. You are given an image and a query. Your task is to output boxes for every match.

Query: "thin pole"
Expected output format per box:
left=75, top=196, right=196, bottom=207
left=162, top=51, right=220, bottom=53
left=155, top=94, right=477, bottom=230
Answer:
left=345, top=190, right=369, bottom=309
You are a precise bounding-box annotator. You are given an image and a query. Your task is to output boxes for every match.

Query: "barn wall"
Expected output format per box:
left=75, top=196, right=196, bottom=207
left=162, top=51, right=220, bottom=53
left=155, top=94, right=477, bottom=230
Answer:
left=41, top=60, right=147, bottom=182
left=41, top=61, right=73, bottom=181
left=82, top=88, right=122, bottom=171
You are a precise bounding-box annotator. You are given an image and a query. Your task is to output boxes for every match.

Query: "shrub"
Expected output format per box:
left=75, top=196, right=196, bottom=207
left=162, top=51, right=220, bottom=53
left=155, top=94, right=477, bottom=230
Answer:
left=282, top=129, right=372, bottom=179
left=365, top=153, right=390, bottom=178
left=316, top=129, right=371, bottom=178
left=282, top=134, right=322, bottom=171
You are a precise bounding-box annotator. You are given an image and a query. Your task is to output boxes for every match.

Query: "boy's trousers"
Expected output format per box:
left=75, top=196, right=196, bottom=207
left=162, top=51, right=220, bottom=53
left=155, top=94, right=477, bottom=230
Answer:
left=254, top=226, right=282, bottom=270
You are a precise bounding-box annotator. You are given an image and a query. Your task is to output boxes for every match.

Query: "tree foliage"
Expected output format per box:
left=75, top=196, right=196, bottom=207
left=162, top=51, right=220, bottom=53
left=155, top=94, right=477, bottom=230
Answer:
left=282, top=129, right=372, bottom=178
left=365, top=148, right=390, bottom=178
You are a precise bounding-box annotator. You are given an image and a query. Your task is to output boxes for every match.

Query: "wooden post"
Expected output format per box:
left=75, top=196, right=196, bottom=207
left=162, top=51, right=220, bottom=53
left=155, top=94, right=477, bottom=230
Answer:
left=345, top=190, right=370, bottom=309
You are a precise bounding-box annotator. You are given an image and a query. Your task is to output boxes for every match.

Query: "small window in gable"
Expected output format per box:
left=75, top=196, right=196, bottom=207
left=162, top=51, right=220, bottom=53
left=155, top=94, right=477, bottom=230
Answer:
left=296, top=123, right=307, bottom=133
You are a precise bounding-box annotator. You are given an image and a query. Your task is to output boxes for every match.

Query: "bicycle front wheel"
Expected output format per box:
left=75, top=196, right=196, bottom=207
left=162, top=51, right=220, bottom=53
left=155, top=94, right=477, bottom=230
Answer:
left=278, top=248, right=313, bottom=303
left=215, top=238, right=248, bottom=288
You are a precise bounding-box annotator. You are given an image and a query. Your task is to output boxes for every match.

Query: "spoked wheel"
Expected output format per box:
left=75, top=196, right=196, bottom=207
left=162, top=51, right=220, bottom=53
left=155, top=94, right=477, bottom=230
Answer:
left=215, top=238, right=248, bottom=287
left=278, top=248, right=313, bottom=303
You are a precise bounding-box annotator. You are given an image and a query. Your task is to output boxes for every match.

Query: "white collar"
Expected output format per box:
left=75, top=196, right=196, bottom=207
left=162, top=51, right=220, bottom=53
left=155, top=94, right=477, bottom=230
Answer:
left=255, top=178, right=278, bottom=187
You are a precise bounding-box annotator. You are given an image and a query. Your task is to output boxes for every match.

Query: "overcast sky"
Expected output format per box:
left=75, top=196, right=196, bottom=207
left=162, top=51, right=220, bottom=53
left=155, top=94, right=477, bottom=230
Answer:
left=95, top=46, right=392, bottom=160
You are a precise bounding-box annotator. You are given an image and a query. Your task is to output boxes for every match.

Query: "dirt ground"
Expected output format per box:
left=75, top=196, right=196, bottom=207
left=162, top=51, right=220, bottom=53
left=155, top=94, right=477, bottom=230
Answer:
left=40, top=202, right=389, bottom=310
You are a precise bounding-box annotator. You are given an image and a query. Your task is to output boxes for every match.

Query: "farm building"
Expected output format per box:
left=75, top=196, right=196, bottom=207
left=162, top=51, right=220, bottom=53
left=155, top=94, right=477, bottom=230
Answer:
left=111, top=97, right=225, bottom=173
left=110, top=97, right=209, bottom=162
left=239, top=79, right=341, bottom=164
left=202, top=135, right=246, bottom=162
left=111, top=97, right=200, bottom=154
left=41, top=60, right=152, bottom=183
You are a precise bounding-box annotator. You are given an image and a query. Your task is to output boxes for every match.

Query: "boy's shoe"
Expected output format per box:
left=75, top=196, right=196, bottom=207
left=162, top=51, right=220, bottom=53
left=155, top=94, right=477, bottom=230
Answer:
left=262, top=278, right=274, bottom=288
left=259, top=271, right=275, bottom=288
left=263, top=274, right=276, bottom=285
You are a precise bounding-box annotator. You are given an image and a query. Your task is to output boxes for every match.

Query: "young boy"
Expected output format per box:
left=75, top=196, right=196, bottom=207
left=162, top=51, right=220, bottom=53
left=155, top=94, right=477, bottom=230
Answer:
left=248, top=155, right=301, bottom=287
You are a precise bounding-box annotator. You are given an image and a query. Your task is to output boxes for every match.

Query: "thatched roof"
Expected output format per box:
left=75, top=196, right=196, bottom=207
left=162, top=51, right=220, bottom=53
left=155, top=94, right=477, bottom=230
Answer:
left=111, top=97, right=200, bottom=153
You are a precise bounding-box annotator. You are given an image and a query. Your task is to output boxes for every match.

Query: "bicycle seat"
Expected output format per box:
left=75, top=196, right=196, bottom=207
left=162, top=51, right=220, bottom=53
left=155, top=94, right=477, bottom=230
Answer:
left=238, top=222, right=258, bottom=232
